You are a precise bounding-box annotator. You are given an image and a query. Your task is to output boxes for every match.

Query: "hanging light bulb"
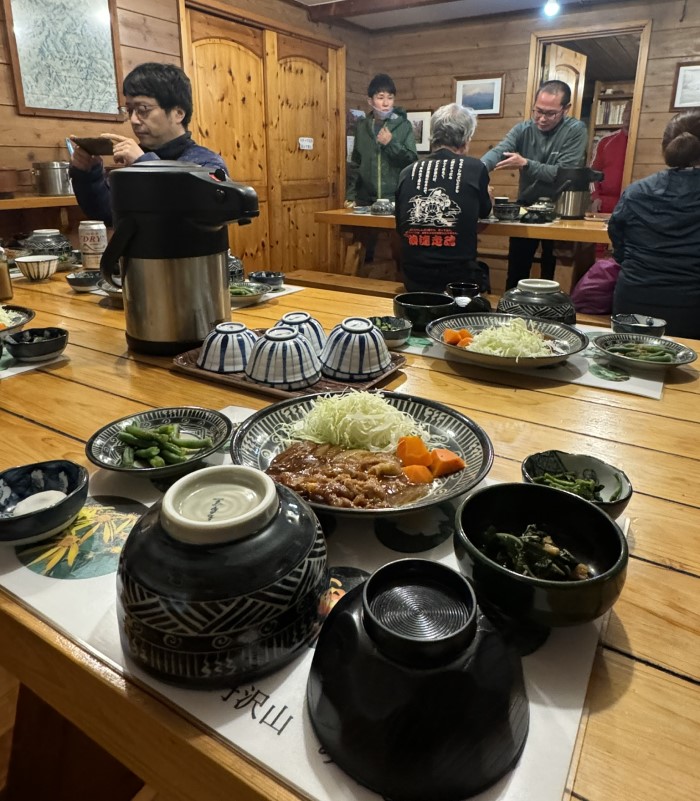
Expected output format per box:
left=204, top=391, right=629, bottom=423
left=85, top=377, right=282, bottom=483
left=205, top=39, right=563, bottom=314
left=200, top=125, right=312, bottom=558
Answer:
left=543, top=0, right=560, bottom=15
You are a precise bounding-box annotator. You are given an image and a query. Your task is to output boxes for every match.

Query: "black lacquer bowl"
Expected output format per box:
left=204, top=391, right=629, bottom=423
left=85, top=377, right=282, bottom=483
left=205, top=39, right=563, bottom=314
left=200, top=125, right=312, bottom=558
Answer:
left=307, top=559, right=529, bottom=801
left=117, top=465, right=329, bottom=688
left=453, top=483, right=628, bottom=639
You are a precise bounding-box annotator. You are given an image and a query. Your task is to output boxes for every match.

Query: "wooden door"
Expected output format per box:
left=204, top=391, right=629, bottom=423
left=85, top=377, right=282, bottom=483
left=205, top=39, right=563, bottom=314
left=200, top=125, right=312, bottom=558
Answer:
left=265, top=32, right=340, bottom=272
left=543, top=44, right=587, bottom=118
left=188, top=11, right=270, bottom=267
left=184, top=6, right=344, bottom=272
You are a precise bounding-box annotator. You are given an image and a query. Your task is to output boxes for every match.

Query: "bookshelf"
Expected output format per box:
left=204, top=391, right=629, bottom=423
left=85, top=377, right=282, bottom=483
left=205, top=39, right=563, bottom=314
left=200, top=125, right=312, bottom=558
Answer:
left=588, top=80, right=634, bottom=158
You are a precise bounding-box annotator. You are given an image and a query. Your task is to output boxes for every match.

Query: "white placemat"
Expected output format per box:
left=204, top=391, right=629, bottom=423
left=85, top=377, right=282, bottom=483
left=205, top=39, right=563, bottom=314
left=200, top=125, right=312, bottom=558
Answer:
left=0, top=404, right=610, bottom=801
left=0, top=350, right=68, bottom=379
left=400, top=324, right=664, bottom=399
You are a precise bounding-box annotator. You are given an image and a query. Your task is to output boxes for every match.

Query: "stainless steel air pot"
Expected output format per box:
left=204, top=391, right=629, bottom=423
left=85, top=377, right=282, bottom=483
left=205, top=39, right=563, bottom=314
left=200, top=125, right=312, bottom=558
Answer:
left=101, top=162, right=258, bottom=355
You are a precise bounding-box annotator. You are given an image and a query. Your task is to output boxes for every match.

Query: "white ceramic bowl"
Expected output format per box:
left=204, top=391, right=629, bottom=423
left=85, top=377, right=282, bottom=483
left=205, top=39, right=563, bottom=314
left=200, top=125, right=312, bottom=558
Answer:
left=245, top=326, right=321, bottom=390
left=320, top=316, right=392, bottom=381
left=15, top=255, right=59, bottom=281
left=197, top=322, right=259, bottom=373
left=275, top=311, right=327, bottom=355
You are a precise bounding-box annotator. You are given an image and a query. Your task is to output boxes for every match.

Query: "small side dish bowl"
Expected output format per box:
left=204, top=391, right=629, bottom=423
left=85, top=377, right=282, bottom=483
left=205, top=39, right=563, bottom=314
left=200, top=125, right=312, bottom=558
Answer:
left=453, top=482, right=628, bottom=634
left=368, top=315, right=412, bottom=349
left=592, top=332, right=697, bottom=371
left=66, top=270, right=101, bottom=292
left=96, top=278, right=124, bottom=308
left=197, top=322, right=259, bottom=373
left=610, top=313, right=666, bottom=337
left=0, top=460, right=89, bottom=546
left=320, top=316, right=392, bottom=380
left=0, top=304, right=36, bottom=337
left=393, top=292, right=458, bottom=333
left=3, top=326, right=69, bottom=362
left=229, top=281, right=272, bottom=308
left=14, top=254, right=59, bottom=281
left=247, top=270, right=285, bottom=289
left=521, top=449, right=632, bottom=519
left=85, top=406, right=233, bottom=480
left=245, top=326, right=321, bottom=390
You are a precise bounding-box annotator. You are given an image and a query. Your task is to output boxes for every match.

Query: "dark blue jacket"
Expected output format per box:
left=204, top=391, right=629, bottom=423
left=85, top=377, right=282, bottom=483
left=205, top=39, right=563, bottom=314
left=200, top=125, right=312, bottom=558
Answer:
left=609, top=167, right=700, bottom=311
left=69, top=134, right=228, bottom=226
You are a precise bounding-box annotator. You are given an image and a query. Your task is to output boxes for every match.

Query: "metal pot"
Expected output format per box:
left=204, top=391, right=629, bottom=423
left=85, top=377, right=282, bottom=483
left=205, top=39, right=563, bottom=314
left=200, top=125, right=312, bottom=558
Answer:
left=31, top=162, right=73, bottom=196
left=555, top=189, right=592, bottom=220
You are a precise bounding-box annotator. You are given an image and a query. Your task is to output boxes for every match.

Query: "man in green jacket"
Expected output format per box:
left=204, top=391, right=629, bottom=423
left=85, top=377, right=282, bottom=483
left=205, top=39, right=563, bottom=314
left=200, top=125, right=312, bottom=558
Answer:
left=346, top=74, right=418, bottom=263
left=481, top=80, right=587, bottom=288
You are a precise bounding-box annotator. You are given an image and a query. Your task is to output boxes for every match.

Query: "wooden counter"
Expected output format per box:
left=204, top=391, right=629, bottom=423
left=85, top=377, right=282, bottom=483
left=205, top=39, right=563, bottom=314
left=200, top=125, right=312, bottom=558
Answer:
left=0, top=273, right=698, bottom=801
left=315, top=208, right=611, bottom=244
left=0, top=194, right=78, bottom=211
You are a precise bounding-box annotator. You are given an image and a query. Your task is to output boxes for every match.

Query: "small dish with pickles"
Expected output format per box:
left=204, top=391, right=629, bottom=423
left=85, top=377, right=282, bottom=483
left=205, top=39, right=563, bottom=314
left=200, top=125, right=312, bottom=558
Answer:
left=592, top=332, right=697, bottom=371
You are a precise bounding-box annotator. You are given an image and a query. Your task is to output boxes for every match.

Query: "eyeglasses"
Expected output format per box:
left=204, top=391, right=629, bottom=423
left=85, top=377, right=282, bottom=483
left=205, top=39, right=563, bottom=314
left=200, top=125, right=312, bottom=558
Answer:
left=121, top=103, right=159, bottom=120
left=532, top=106, right=564, bottom=120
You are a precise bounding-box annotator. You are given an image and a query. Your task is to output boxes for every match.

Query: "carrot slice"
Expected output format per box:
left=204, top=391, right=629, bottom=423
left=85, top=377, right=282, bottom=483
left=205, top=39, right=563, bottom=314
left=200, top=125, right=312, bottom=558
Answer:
left=402, top=464, right=434, bottom=484
left=396, top=435, right=432, bottom=467
left=442, top=328, right=461, bottom=346
left=457, top=335, right=473, bottom=348
left=429, top=448, right=466, bottom=477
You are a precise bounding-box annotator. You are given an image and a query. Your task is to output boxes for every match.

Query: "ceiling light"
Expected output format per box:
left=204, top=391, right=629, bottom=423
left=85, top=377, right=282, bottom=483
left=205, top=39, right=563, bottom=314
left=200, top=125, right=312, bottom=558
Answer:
left=543, top=0, right=560, bottom=15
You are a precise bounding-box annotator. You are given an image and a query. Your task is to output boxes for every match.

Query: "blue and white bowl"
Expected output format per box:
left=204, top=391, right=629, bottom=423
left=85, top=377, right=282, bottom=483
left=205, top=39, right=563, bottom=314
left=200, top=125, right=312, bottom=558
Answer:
left=0, top=459, right=89, bottom=546
left=320, top=316, right=392, bottom=381
left=275, top=311, right=326, bottom=355
left=245, top=326, right=321, bottom=390
left=197, top=322, right=259, bottom=374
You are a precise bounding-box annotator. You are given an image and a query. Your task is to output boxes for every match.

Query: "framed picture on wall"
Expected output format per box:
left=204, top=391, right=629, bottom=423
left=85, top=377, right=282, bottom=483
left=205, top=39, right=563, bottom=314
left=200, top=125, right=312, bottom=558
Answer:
left=407, top=110, right=431, bottom=152
left=670, top=61, right=700, bottom=111
left=2, top=0, right=123, bottom=120
left=454, top=74, right=505, bottom=117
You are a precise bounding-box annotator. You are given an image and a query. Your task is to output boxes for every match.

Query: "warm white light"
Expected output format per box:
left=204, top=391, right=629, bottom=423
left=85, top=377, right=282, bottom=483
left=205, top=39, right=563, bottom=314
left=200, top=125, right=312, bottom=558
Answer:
left=543, top=0, right=560, bottom=15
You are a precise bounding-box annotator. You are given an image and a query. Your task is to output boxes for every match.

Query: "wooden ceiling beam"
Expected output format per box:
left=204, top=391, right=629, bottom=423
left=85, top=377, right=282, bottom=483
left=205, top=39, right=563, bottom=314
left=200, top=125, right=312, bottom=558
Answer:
left=307, top=0, right=449, bottom=22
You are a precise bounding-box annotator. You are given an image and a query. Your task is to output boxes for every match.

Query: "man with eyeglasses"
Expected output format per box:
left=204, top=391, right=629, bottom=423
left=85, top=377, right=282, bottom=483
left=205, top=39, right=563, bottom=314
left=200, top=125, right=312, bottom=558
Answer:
left=69, top=63, right=228, bottom=226
left=481, top=80, right=587, bottom=288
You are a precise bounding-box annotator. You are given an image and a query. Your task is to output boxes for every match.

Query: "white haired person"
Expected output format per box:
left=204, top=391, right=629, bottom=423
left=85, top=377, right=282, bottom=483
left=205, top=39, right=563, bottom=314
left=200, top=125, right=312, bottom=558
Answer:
left=394, top=104, right=492, bottom=293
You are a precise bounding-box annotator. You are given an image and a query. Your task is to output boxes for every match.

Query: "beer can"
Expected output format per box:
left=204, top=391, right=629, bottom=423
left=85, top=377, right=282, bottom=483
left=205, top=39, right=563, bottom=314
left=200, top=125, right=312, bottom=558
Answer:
left=79, top=220, right=108, bottom=269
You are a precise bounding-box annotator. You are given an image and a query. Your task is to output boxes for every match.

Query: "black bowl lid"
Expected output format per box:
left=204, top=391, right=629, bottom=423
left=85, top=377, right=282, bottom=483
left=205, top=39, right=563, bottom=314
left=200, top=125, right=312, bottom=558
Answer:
left=362, top=559, right=476, bottom=666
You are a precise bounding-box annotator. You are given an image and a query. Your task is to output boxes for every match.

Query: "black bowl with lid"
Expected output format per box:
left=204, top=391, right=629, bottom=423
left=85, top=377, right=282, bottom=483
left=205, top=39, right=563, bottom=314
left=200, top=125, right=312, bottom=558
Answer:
left=393, top=292, right=458, bottom=332
left=307, top=558, right=529, bottom=801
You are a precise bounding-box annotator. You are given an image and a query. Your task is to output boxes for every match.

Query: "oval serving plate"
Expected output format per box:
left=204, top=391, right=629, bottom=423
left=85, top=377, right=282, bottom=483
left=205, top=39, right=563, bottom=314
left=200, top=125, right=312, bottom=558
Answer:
left=0, top=304, right=36, bottom=338
left=86, top=406, right=233, bottom=480
left=426, top=312, right=589, bottom=369
left=230, top=390, right=494, bottom=518
left=591, top=332, right=698, bottom=372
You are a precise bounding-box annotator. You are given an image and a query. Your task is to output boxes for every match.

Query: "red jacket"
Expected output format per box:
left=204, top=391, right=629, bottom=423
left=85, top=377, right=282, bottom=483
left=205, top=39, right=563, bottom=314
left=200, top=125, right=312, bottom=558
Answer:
left=590, top=130, right=628, bottom=213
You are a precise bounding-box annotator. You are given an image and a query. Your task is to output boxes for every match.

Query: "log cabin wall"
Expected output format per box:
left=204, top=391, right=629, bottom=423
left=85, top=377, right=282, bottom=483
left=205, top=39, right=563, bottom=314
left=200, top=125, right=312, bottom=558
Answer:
left=370, top=0, right=700, bottom=292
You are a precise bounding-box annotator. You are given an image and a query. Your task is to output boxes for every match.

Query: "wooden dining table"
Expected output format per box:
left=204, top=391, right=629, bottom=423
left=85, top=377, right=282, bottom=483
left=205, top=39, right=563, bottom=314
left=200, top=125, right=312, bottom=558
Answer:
left=0, top=273, right=698, bottom=801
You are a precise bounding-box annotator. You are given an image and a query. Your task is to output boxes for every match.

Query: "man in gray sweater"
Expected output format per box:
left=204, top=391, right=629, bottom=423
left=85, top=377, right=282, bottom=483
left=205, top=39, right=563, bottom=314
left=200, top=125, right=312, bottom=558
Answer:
left=481, top=80, right=587, bottom=288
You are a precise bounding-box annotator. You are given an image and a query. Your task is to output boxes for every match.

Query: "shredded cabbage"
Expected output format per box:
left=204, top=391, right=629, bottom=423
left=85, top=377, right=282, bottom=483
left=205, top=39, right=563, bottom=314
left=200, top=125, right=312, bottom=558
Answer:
left=467, top=318, right=555, bottom=359
left=281, top=392, right=429, bottom=452
left=0, top=306, right=19, bottom=328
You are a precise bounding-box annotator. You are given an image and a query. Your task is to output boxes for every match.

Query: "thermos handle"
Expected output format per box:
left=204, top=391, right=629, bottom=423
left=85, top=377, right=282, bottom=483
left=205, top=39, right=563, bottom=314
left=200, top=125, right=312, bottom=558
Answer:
left=100, top=217, right=136, bottom=286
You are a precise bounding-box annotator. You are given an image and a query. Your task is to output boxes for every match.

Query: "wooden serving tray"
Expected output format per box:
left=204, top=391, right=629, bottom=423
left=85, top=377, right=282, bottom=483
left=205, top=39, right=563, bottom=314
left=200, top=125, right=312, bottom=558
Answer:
left=171, top=347, right=407, bottom=400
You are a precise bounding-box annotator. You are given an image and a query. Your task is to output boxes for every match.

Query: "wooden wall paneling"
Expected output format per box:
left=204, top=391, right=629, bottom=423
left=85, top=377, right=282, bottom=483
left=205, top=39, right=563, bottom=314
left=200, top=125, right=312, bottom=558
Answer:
left=120, top=46, right=182, bottom=76
left=280, top=197, right=331, bottom=271
left=116, top=7, right=181, bottom=56
left=119, top=0, right=179, bottom=21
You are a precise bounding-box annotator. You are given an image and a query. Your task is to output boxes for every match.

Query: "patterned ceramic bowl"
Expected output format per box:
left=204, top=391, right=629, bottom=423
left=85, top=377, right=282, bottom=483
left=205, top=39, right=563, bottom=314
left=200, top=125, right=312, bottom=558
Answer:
left=320, top=316, right=392, bottom=381
left=14, top=254, right=59, bottom=282
left=0, top=459, right=89, bottom=546
left=245, top=326, right=321, bottom=390
left=117, top=465, right=329, bottom=688
left=275, top=311, right=326, bottom=355
left=197, top=322, right=259, bottom=373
